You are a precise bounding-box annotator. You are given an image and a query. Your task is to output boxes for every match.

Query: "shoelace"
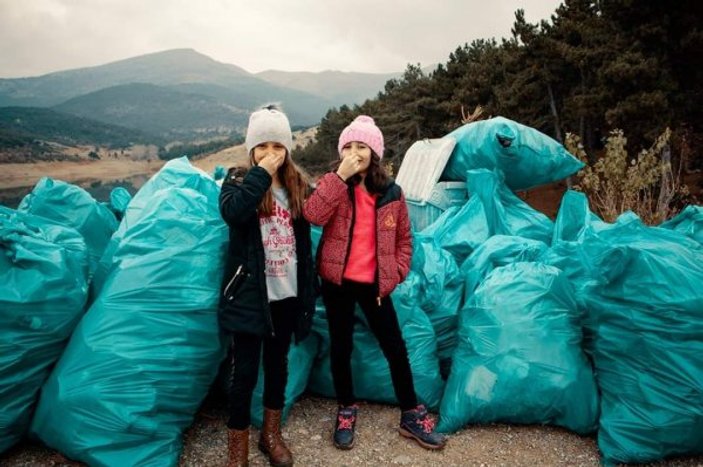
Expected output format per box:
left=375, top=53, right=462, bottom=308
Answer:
left=337, top=414, right=355, bottom=430
left=418, top=416, right=435, bottom=434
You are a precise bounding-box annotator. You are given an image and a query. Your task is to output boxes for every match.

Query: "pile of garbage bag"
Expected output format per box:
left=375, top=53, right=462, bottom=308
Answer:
left=17, top=177, right=118, bottom=277
left=2, top=116, right=702, bottom=466
left=0, top=207, right=89, bottom=453
left=29, top=159, right=228, bottom=466
left=544, top=194, right=703, bottom=464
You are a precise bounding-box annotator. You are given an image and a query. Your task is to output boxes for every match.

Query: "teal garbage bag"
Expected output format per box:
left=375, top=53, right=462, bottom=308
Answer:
left=308, top=295, right=443, bottom=410
left=459, top=235, right=548, bottom=299
left=432, top=169, right=552, bottom=261
left=417, top=205, right=461, bottom=237
left=17, top=177, right=118, bottom=278
left=92, top=157, right=220, bottom=296
left=213, top=165, right=227, bottom=181
left=660, top=204, right=703, bottom=245
left=575, top=214, right=703, bottom=464
left=391, top=277, right=445, bottom=406
left=441, top=116, right=584, bottom=191
left=410, top=238, right=462, bottom=374
left=539, top=190, right=610, bottom=309
left=250, top=334, right=320, bottom=428
left=437, top=262, right=598, bottom=435
left=550, top=190, right=608, bottom=244
left=107, top=187, right=132, bottom=221
left=0, top=207, right=88, bottom=453
left=30, top=186, right=227, bottom=467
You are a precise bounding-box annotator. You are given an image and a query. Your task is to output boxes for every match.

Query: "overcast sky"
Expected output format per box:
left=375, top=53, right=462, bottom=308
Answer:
left=0, top=0, right=562, bottom=78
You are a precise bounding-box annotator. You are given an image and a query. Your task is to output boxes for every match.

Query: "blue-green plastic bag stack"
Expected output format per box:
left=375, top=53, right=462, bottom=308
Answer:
left=408, top=239, right=462, bottom=377
left=542, top=191, right=703, bottom=464
left=441, top=116, right=584, bottom=191
left=539, top=190, right=609, bottom=310
left=459, top=235, right=548, bottom=297
left=573, top=214, right=703, bottom=464
left=17, top=177, right=118, bottom=278
left=431, top=169, right=553, bottom=262
left=0, top=206, right=88, bottom=453
left=29, top=159, right=227, bottom=467
left=409, top=169, right=553, bottom=378
left=660, top=204, right=703, bottom=245
left=91, top=157, right=220, bottom=296
left=107, top=187, right=133, bottom=221
left=437, top=261, right=598, bottom=435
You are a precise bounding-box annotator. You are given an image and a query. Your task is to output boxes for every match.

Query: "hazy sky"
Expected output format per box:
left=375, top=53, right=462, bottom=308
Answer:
left=0, top=0, right=562, bottom=78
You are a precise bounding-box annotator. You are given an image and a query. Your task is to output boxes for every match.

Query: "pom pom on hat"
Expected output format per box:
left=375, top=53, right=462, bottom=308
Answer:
left=337, top=115, right=384, bottom=159
left=245, top=105, right=293, bottom=154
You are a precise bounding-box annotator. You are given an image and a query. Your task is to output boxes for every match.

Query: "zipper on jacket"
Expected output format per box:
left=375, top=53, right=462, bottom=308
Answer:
left=374, top=195, right=381, bottom=306
left=341, top=184, right=357, bottom=276
left=223, top=264, right=244, bottom=299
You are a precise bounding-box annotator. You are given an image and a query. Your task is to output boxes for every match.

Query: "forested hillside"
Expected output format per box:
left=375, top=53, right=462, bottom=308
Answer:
left=0, top=106, right=157, bottom=162
left=295, top=1, right=703, bottom=175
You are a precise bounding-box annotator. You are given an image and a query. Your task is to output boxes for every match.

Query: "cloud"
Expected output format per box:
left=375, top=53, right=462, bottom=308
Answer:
left=0, top=0, right=561, bottom=77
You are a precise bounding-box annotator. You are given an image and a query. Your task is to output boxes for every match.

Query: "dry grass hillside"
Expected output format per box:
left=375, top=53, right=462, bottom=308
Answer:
left=0, top=128, right=319, bottom=193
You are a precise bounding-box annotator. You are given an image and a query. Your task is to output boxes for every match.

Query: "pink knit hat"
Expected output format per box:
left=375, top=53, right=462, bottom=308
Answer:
left=337, top=115, right=384, bottom=159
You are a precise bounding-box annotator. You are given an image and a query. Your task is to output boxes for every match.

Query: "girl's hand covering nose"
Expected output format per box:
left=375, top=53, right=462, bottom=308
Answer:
left=258, top=151, right=285, bottom=175
left=336, top=153, right=361, bottom=181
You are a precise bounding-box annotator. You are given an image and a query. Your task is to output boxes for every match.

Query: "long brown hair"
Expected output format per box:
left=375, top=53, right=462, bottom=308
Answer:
left=332, top=152, right=390, bottom=195
left=252, top=151, right=309, bottom=219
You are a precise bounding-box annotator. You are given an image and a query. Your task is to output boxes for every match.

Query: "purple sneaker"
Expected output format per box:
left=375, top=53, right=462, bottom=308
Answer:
left=333, top=405, right=358, bottom=449
left=399, top=405, right=447, bottom=450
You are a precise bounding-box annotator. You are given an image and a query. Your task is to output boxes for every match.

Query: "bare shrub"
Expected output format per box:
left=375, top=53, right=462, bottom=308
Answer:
left=566, top=128, right=689, bottom=224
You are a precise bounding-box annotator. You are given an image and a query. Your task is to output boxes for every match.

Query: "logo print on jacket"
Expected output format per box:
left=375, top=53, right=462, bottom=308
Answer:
left=384, top=213, right=396, bottom=229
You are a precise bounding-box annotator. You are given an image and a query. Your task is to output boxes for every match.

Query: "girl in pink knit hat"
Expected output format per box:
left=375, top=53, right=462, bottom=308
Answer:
left=303, top=115, right=447, bottom=451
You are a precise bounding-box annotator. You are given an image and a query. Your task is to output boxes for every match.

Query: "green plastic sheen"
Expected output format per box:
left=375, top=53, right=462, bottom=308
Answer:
left=18, top=177, right=118, bottom=278
left=91, top=157, right=221, bottom=297
left=429, top=169, right=553, bottom=263
left=660, top=204, right=703, bottom=245
left=441, top=116, right=584, bottom=191
left=543, top=193, right=703, bottom=464
left=437, top=262, right=598, bottom=435
left=0, top=207, right=88, bottom=453
left=30, top=166, right=227, bottom=466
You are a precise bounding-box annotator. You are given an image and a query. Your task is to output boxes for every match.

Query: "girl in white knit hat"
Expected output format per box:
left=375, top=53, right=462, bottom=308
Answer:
left=219, top=105, right=317, bottom=467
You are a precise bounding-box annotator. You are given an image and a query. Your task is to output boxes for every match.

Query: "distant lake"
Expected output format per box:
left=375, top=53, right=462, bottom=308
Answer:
left=0, top=174, right=151, bottom=209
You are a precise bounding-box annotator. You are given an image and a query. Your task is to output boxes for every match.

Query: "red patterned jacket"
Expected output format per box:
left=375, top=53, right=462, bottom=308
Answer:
left=303, top=172, right=412, bottom=298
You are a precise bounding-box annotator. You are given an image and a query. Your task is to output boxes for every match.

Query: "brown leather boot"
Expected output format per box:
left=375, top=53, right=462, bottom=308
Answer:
left=227, top=428, right=249, bottom=467
left=258, top=408, right=293, bottom=467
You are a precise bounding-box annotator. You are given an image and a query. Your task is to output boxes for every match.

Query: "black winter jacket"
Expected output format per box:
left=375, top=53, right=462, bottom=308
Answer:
left=218, top=166, right=316, bottom=341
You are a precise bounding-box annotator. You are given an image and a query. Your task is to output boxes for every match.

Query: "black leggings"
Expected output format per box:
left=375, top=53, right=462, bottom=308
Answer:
left=227, top=297, right=298, bottom=429
left=321, top=279, right=418, bottom=411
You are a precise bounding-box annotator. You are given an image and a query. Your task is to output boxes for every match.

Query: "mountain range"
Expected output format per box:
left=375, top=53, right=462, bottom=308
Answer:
left=0, top=49, right=403, bottom=144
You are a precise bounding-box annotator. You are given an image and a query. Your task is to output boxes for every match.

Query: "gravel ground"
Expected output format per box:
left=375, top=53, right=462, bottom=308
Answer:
left=3, top=395, right=703, bottom=467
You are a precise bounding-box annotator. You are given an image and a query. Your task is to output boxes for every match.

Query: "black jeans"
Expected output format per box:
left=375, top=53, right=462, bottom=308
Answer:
left=227, top=297, right=298, bottom=429
left=321, top=279, right=418, bottom=411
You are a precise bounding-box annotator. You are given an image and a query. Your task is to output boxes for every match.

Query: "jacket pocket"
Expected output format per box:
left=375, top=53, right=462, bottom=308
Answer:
left=223, top=264, right=248, bottom=302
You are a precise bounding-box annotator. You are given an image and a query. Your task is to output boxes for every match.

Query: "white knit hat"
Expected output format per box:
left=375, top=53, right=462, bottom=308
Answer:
left=245, top=105, right=293, bottom=154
